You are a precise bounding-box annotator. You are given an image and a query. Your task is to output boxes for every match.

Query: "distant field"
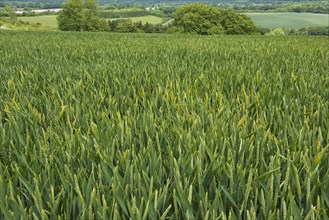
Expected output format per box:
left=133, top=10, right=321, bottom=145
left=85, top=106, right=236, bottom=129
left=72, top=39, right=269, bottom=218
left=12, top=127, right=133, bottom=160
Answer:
left=17, top=13, right=328, bottom=30
left=106, top=8, right=143, bottom=13
left=19, top=15, right=58, bottom=29
left=111, top=16, right=164, bottom=25
left=246, top=12, right=329, bottom=29
left=18, top=15, right=164, bottom=29
left=99, top=8, right=149, bottom=19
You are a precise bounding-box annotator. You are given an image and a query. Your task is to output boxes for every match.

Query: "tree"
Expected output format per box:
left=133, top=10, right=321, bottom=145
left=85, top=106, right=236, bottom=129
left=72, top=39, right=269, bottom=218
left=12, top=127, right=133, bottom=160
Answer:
left=116, top=20, right=139, bottom=33
left=220, top=9, right=256, bottom=35
left=82, top=0, right=107, bottom=31
left=0, top=6, right=17, bottom=19
left=57, top=0, right=84, bottom=31
left=170, top=3, right=224, bottom=35
left=57, top=0, right=107, bottom=32
left=169, top=3, right=256, bottom=35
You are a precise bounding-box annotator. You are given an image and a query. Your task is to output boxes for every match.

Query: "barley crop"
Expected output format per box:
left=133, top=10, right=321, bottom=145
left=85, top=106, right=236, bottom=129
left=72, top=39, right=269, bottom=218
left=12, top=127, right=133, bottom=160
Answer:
left=0, top=31, right=328, bottom=219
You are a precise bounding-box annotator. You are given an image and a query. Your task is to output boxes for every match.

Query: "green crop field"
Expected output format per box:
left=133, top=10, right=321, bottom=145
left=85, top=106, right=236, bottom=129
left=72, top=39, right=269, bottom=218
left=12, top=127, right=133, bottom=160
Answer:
left=0, top=30, right=328, bottom=219
left=246, top=12, right=329, bottom=29
left=19, top=15, right=58, bottom=29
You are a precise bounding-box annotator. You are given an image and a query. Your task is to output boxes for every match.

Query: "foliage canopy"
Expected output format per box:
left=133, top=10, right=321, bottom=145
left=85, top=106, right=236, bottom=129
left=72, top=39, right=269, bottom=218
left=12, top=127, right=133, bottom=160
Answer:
left=57, top=0, right=107, bottom=31
left=170, top=3, right=256, bottom=35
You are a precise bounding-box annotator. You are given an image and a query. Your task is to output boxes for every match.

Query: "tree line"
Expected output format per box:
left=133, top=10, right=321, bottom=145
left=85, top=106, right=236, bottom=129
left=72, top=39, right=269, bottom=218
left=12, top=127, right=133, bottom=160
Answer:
left=108, top=20, right=168, bottom=33
left=230, top=2, right=328, bottom=14
left=1, top=0, right=327, bottom=35
left=57, top=1, right=257, bottom=35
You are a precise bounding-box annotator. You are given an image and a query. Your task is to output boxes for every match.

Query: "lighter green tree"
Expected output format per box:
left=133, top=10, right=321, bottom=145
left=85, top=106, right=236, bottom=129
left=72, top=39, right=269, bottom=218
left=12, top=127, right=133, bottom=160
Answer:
left=57, top=0, right=84, bottom=31
left=57, top=0, right=107, bottom=32
left=82, top=0, right=107, bottom=31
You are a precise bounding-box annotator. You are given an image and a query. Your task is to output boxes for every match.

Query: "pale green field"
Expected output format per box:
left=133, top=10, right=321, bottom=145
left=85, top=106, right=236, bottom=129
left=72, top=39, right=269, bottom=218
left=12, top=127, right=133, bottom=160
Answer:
left=111, top=15, right=164, bottom=25
left=246, top=12, right=329, bottom=29
left=105, top=8, right=145, bottom=13
left=18, top=15, right=164, bottom=29
left=19, top=15, right=58, bottom=28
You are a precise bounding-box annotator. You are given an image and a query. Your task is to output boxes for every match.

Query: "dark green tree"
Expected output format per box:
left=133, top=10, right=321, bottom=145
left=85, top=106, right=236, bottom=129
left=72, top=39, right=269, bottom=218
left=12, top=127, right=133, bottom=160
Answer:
left=143, top=22, right=153, bottom=33
left=170, top=3, right=224, bottom=35
left=116, top=20, right=139, bottom=33
left=57, top=0, right=107, bottom=32
left=82, top=0, right=107, bottom=31
left=220, top=9, right=256, bottom=35
left=57, top=0, right=84, bottom=31
left=169, top=3, right=256, bottom=35
left=0, top=6, right=17, bottom=19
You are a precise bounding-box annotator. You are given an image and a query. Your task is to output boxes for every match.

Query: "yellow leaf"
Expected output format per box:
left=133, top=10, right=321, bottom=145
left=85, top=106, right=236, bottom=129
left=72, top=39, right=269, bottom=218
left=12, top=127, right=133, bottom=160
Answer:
left=3, top=104, right=10, bottom=113
left=120, top=149, right=129, bottom=165
left=316, top=140, right=321, bottom=152
left=237, top=112, right=249, bottom=128
left=314, top=147, right=327, bottom=166
left=273, top=135, right=279, bottom=145
left=314, top=152, right=323, bottom=166
left=90, top=122, right=98, bottom=139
